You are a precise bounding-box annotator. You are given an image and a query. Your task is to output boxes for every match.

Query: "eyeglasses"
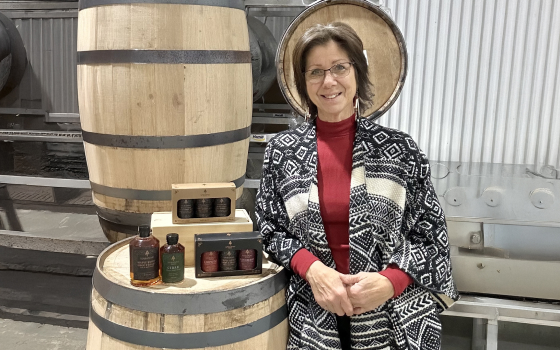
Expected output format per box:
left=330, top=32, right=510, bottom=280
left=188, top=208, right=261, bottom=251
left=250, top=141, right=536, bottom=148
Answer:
left=304, top=62, right=354, bottom=83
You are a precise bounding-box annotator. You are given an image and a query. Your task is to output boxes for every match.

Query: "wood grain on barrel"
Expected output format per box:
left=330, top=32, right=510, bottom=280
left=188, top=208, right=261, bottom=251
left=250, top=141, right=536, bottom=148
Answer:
left=77, top=3, right=252, bottom=242
left=77, top=5, right=249, bottom=51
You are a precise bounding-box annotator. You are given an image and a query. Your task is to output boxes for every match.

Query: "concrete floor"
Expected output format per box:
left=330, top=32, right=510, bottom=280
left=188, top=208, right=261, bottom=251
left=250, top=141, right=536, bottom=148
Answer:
left=0, top=318, right=87, bottom=350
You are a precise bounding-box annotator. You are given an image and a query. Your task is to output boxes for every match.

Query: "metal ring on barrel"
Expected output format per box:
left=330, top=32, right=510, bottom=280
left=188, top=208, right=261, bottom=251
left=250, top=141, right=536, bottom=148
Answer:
left=79, top=0, right=245, bottom=11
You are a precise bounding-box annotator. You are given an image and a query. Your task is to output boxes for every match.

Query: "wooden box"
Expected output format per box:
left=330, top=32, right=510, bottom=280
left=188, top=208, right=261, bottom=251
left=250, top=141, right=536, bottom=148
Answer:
left=171, top=183, right=236, bottom=224
left=151, top=209, right=254, bottom=267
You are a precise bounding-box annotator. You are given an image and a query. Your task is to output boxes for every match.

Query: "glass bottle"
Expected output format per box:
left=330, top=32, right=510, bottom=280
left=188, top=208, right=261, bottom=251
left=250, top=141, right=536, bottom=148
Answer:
left=160, top=233, right=185, bottom=283
left=129, top=225, right=161, bottom=287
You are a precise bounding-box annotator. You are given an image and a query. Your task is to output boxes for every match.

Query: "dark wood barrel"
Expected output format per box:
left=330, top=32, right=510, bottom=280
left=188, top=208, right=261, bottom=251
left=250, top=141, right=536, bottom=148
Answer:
left=77, top=0, right=252, bottom=242
left=86, top=238, right=289, bottom=349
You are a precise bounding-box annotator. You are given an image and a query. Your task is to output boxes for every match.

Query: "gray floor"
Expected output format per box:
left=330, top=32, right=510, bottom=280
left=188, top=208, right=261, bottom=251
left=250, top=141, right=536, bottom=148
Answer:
left=0, top=319, right=87, bottom=350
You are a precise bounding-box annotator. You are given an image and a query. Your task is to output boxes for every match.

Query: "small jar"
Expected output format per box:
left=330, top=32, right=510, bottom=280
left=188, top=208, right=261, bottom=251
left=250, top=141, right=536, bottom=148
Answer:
left=196, top=198, right=214, bottom=218
left=238, top=249, right=256, bottom=270
left=219, top=250, right=238, bottom=271
left=201, top=251, right=219, bottom=272
left=177, top=199, right=194, bottom=219
left=213, top=197, right=231, bottom=217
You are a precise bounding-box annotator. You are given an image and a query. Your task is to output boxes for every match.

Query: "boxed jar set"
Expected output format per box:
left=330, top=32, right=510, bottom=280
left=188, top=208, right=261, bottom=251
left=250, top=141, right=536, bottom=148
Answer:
left=171, top=183, right=236, bottom=224
left=194, top=231, right=263, bottom=278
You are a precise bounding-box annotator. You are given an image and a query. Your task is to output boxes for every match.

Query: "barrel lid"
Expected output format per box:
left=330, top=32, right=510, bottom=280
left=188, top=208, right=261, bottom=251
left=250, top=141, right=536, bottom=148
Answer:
left=93, top=238, right=288, bottom=315
left=276, top=0, right=408, bottom=121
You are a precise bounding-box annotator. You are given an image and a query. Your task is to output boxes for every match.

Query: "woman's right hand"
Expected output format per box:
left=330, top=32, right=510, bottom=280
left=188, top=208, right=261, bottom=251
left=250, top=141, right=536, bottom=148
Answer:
left=306, top=261, right=354, bottom=316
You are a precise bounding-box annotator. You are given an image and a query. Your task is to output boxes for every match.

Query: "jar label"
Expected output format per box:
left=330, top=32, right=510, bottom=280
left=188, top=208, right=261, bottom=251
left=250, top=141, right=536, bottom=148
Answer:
left=213, top=197, right=231, bottom=217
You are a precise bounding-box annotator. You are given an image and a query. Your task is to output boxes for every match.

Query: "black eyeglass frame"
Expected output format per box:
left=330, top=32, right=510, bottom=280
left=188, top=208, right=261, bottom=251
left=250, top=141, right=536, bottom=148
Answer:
left=303, top=62, right=355, bottom=80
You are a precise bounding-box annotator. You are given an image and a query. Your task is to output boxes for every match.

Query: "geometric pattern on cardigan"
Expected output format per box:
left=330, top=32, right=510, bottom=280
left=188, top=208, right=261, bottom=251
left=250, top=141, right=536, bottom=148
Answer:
left=256, top=117, right=459, bottom=350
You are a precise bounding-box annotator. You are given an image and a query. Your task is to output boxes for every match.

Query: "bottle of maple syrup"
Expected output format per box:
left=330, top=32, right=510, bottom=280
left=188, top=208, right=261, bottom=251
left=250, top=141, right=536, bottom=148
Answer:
left=160, top=233, right=185, bottom=283
left=129, top=225, right=161, bottom=287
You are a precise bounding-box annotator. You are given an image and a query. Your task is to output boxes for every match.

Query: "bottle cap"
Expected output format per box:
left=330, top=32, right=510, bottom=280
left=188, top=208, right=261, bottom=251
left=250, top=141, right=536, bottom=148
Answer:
left=138, top=225, right=151, bottom=238
left=166, top=233, right=179, bottom=245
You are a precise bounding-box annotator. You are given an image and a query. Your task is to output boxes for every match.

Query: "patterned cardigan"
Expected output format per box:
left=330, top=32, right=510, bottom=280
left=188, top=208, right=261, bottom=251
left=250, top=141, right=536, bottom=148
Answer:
left=255, top=117, right=459, bottom=350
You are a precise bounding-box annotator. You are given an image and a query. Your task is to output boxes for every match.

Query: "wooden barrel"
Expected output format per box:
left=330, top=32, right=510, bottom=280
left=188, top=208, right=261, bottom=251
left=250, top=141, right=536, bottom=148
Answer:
left=86, top=238, right=289, bottom=349
left=77, top=0, right=252, bottom=241
left=276, top=0, right=408, bottom=120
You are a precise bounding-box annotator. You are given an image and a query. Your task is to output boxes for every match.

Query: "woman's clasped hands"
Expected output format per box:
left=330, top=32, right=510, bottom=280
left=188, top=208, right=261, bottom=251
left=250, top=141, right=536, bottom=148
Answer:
left=306, top=261, right=395, bottom=316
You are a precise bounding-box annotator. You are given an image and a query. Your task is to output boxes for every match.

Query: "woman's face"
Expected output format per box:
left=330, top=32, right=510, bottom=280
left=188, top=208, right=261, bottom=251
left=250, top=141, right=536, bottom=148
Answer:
left=305, top=40, right=357, bottom=122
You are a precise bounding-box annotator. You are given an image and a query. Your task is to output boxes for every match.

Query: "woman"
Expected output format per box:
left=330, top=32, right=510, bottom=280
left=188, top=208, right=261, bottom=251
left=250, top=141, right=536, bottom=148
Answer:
left=256, top=22, right=458, bottom=350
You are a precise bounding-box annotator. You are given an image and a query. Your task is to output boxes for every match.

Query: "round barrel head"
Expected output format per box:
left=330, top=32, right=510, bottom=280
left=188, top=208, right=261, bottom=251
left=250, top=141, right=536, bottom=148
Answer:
left=276, top=0, right=407, bottom=120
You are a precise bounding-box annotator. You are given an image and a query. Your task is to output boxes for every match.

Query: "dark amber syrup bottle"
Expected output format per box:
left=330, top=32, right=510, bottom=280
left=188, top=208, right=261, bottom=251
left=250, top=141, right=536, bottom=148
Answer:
left=129, top=225, right=161, bottom=287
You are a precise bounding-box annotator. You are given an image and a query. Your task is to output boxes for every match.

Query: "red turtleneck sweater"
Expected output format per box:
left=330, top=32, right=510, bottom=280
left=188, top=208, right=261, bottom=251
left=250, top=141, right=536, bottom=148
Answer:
left=289, top=115, right=413, bottom=298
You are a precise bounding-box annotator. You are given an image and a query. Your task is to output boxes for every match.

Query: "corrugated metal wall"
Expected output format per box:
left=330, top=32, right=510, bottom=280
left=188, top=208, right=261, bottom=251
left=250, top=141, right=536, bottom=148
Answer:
left=264, top=0, right=560, bottom=168
left=0, top=4, right=78, bottom=113
left=380, top=0, right=560, bottom=168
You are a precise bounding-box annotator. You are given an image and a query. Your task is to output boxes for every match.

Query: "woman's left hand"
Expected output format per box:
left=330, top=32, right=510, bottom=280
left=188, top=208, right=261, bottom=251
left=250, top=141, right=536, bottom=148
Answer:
left=339, top=272, right=394, bottom=315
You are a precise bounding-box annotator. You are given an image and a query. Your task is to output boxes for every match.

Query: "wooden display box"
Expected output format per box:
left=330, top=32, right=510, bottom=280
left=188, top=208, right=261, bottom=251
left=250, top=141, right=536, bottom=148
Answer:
left=151, top=209, right=253, bottom=267
left=171, top=183, right=236, bottom=224
left=194, top=232, right=263, bottom=278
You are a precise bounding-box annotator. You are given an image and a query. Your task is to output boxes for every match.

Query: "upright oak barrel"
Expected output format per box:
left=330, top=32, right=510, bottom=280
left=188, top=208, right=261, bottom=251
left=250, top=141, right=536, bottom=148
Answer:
left=77, top=0, right=252, bottom=241
left=86, top=238, right=289, bottom=349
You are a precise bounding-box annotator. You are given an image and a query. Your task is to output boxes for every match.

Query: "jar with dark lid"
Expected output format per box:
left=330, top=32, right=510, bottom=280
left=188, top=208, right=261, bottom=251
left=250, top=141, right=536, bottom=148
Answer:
left=219, top=250, right=237, bottom=271
left=196, top=198, right=214, bottom=218
left=213, top=197, right=231, bottom=217
left=201, top=251, right=219, bottom=272
left=238, top=249, right=256, bottom=270
left=177, top=199, right=195, bottom=219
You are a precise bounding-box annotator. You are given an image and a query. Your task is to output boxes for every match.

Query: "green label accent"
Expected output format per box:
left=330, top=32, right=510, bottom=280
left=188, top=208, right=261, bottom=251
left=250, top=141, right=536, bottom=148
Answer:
left=162, top=252, right=184, bottom=283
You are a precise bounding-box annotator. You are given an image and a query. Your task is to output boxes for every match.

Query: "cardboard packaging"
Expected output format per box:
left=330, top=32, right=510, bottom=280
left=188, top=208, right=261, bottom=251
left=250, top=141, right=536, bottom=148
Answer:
left=171, top=183, right=236, bottom=224
left=151, top=209, right=254, bottom=267
left=194, top=232, right=263, bottom=278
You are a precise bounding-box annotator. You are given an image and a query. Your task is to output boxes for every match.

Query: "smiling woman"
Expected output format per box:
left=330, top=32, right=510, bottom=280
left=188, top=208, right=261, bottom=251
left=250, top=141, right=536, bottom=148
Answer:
left=256, top=1, right=458, bottom=349
left=303, top=34, right=358, bottom=122
left=292, top=23, right=371, bottom=122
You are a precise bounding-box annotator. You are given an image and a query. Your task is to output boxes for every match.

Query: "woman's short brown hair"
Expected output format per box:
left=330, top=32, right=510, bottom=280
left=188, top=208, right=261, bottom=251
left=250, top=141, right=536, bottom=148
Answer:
left=292, top=22, right=374, bottom=118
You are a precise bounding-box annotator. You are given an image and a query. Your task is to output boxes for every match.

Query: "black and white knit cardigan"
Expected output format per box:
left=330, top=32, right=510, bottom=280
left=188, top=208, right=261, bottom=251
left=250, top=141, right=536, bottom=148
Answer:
left=255, top=117, right=459, bottom=350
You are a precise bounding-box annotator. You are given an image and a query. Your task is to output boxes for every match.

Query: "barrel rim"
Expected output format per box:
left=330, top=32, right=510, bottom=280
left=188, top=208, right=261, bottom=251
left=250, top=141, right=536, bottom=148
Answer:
left=78, top=0, right=245, bottom=11
left=275, top=0, right=408, bottom=121
left=93, top=238, right=289, bottom=315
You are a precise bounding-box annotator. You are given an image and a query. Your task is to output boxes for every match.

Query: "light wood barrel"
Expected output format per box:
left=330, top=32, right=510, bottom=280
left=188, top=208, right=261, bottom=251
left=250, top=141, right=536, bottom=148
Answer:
left=87, top=238, right=289, bottom=350
left=77, top=0, right=252, bottom=241
left=276, top=0, right=407, bottom=120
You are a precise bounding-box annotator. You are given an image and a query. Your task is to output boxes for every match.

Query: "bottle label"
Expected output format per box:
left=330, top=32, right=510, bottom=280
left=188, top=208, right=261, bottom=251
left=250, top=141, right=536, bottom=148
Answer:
left=132, top=247, right=159, bottom=280
left=162, top=252, right=184, bottom=283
